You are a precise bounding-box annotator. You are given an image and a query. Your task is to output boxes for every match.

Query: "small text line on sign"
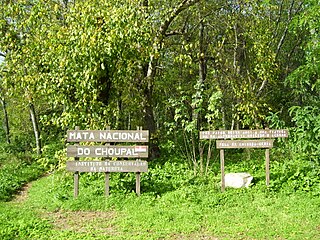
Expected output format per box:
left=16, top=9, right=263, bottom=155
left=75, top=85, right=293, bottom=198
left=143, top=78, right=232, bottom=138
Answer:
left=216, top=140, right=274, bottom=149
left=67, top=130, right=149, bottom=142
left=200, top=129, right=288, bottom=140
left=66, top=160, right=148, bottom=173
left=67, top=145, right=149, bottom=158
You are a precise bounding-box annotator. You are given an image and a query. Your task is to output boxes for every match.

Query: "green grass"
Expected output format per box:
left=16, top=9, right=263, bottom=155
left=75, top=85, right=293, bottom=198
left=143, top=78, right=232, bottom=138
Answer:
left=0, top=202, right=52, bottom=240
left=0, top=148, right=319, bottom=239
left=1, top=176, right=319, bottom=239
left=3, top=171, right=317, bottom=239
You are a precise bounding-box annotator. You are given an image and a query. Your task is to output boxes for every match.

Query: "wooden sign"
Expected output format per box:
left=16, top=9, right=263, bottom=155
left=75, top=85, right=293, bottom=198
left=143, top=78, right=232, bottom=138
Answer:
left=216, top=140, right=274, bottom=149
left=200, top=128, right=288, bottom=192
left=67, top=130, right=149, bottom=142
left=67, top=145, right=148, bottom=158
left=66, top=126, right=149, bottom=197
left=200, top=129, right=288, bottom=139
left=66, top=161, right=148, bottom=173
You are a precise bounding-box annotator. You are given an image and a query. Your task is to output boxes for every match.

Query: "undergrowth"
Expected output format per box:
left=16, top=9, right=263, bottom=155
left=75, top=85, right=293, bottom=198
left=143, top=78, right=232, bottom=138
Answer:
left=0, top=153, right=43, bottom=201
left=0, top=142, right=62, bottom=201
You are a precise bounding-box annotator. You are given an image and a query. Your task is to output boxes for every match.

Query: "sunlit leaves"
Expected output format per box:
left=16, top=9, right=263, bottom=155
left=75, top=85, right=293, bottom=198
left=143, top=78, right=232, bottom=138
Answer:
left=286, top=0, right=320, bottom=104
left=1, top=0, right=154, bottom=129
left=0, top=0, right=316, bottom=143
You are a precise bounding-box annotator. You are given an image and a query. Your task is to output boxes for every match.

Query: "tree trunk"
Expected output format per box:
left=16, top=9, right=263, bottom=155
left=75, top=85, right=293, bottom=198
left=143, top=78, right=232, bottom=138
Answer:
left=144, top=60, right=160, bottom=160
left=192, top=12, right=206, bottom=175
left=193, top=17, right=206, bottom=128
left=0, top=97, right=10, bottom=144
left=143, top=0, right=200, bottom=160
left=29, top=102, right=41, bottom=155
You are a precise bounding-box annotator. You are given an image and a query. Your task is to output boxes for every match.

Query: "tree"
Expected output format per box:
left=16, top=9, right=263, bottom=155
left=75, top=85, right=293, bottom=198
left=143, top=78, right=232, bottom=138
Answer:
left=0, top=51, right=10, bottom=144
left=1, top=0, right=316, bottom=166
left=283, top=0, right=320, bottom=161
left=0, top=79, right=10, bottom=144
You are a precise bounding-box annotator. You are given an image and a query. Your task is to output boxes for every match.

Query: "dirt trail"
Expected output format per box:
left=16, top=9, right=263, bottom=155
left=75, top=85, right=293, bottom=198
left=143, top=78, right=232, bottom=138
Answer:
left=10, top=179, right=219, bottom=239
left=43, top=210, right=118, bottom=235
left=11, top=178, right=119, bottom=236
left=12, top=182, right=33, bottom=203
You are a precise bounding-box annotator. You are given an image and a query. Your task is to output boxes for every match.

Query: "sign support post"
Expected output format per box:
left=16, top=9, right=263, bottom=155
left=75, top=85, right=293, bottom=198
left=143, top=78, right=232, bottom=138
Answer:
left=74, top=166, right=79, bottom=198
left=105, top=172, right=110, bottom=196
left=135, top=126, right=142, bottom=196
left=220, top=149, right=225, bottom=192
left=136, top=172, right=141, bottom=196
left=104, top=126, right=111, bottom=197
left=74, top=126, right=80, bottom=198
left=265, top=148, right=270, bottom=186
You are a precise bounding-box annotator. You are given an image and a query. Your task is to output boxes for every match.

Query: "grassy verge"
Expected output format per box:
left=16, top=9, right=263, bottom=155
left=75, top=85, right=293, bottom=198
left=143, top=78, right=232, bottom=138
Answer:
left=1, top=176, right=319, bottom=239
left=0, top=148, right=319, bottom=239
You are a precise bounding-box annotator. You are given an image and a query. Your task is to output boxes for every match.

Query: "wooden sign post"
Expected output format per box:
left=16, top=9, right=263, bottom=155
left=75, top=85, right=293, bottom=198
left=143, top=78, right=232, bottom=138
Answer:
left=66, top=126, right=149, bottom=197
left=200, top=129, right=288, bottom=191
left=74, top=126, right=80, bottom=198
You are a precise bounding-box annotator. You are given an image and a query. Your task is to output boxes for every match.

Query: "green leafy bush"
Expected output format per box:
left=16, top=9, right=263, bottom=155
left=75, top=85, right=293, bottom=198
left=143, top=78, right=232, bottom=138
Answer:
left=289, top=106, right=320, bottom=162
left=0, top=141, right=63, bottom=202
left=269, top=158, right=320, bottom=194
left=0, top=203, right=52, bottom=240
left=0, top=159, right=44, bottom=201
left=0, top=132, right=35, bottom=154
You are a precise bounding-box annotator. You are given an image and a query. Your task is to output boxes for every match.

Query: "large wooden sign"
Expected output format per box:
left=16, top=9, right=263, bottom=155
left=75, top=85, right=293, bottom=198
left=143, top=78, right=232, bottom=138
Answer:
left=66, top=126, right=149, bottom=197
left=66, top=160, right=148, bottom=173
left=200, top=129, right=288, bottom=191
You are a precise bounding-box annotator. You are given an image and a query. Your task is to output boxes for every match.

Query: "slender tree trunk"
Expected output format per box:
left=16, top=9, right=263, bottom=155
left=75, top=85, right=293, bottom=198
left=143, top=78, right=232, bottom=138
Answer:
left=115, top=95, right=124, bottom=129
left=29, top=102, right=41, bottom=155
left=196, top=17, right=206, bottom=175
left=205, top=139, right=212, bottom=176
left=0, top=97, right=10, bottom=144
left=193, top=18, right=206, bottom=128
left=144, top=66, right=159, bottom=160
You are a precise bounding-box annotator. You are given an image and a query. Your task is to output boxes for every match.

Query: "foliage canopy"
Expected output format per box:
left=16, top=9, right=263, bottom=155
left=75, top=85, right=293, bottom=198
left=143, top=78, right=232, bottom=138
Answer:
left=0, top=0, right=319, bottom=165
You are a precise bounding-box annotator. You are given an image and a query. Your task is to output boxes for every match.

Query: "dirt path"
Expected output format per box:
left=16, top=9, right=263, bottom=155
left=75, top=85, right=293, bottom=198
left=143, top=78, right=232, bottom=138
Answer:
left=11, top=178, right=120, bottom=236
left=12, top=182, right=33, bottom=203
left=10, top=179, right=219, bottom=239
left=43, top=210, right=118, bottom=235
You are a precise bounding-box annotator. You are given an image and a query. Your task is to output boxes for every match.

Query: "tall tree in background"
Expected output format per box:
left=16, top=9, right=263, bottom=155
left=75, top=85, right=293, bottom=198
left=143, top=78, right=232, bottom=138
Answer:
left=0, top=0, right=316, bottom=165
left=140, top=0, right=200, bottom=158
left=0, top=0, right=44, bottom=153
left=0, top=79, right=10, bottom=144
left=284, top=0, right=320, bottom=161
left=0, top=51, right=10, bottom=144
